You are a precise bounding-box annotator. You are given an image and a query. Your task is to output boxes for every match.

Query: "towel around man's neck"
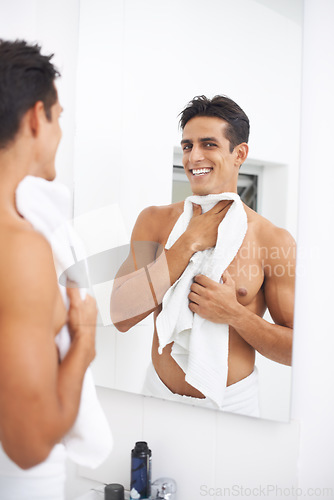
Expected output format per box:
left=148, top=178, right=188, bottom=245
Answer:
left=15, top=175, right=112, bottom=468
left=156, top=192, right=247, bottom=408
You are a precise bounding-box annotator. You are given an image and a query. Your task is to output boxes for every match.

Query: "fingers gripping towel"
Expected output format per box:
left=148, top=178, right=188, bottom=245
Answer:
left=15, top=175, right=112, bottom=468
left=156, top=192, right=248, bottom=408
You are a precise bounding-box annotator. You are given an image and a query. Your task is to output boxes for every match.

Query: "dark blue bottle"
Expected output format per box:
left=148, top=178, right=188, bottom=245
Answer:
left=130, top=441, right=152, bottom=500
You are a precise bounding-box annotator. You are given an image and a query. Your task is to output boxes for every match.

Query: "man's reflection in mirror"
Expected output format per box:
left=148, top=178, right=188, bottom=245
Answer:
left=111, top=95, right=295, bottom=417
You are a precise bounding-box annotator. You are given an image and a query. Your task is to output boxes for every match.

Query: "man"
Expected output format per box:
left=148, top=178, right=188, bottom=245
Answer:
left=0, top=39, right=102, bottom=495
left=111, top=95, right=295, bottom=415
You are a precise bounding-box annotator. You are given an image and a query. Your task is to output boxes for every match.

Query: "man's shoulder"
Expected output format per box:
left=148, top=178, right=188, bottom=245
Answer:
left=139, top=201, right=184, bottom=221
left=0, top=221, right=52, bottom=260
left=134, top=202, right=184, bottom=239
left=244, top=205, right=296, bottom=261
left=0, top=223, right=56, bottom=307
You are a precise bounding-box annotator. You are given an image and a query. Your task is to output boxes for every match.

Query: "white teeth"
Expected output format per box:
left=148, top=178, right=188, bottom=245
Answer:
left=192, top=168, right=211, bottom=176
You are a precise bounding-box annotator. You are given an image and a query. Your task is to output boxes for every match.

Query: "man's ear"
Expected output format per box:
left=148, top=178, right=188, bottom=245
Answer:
left=234, top=142, right=249, bottom=167
left=27, top=101, right=46, bottom=137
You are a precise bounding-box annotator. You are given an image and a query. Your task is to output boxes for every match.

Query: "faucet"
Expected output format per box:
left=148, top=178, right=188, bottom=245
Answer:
left=151, top=477, right=177, bottom=500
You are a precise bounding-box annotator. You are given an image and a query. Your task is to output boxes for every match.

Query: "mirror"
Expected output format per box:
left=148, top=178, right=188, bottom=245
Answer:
left=73, top=0, right=303, bottom=422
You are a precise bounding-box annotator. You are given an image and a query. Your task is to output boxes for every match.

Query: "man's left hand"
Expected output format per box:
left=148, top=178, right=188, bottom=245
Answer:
left=188, top=271, right=240, bottom=323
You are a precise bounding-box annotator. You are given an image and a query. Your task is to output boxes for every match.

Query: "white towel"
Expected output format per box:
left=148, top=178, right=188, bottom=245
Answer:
left=0, top=442, right=66, bottom=499
left=15, top=175, right=112, bottom=468
left=156, top=192, right=247, bottom=408
left=143, top=362, right=260, bottom=417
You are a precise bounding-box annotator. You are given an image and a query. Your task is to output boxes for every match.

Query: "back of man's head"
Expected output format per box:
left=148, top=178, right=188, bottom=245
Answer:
left=0, top=39, right=60, bottom=149
left=179, top=95, right=250, bottom=153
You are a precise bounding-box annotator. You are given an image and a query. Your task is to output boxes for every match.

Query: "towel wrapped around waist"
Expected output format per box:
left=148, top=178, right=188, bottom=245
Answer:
left=142, top=362, right=260, bottom=417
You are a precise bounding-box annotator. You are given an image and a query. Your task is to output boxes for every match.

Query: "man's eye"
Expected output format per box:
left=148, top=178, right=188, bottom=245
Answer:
left=205, top=142, right=216, bottom=147
left=182, top=144, right=192, bottom=151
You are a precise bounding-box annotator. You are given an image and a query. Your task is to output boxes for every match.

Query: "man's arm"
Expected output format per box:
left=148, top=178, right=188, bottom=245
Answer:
left=0, top=232, right=97, bottom=469
left=111, top=201, right=232, bottom=331
left=110, top=207, right=168, bottom=331
left=188, top=228, right=295, bottom=366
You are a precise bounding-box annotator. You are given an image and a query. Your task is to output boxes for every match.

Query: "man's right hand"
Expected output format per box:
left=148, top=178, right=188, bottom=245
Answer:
left=66, top=287, right=97, bottom=365
left=185, top=200, right=233, bottom=253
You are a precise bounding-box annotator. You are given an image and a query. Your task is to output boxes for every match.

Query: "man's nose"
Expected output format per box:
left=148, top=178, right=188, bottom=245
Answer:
left=189, top=145, right=204, bottom=163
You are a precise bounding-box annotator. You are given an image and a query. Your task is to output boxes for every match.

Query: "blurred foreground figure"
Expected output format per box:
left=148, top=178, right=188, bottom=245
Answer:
left=0, top=39, right=111, bottom=499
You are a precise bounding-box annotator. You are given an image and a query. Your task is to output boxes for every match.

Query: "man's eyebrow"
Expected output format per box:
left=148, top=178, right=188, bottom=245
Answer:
left=180, top=136, right=220, bottom=145
left=199, top=136, right=219, bottom=143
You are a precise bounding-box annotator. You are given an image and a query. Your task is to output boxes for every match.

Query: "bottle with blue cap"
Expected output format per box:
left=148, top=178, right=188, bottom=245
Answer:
left=130, top=441, right=152, bottom=500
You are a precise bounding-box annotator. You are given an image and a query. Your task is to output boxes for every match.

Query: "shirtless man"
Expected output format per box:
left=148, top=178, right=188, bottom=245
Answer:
left=0, top=39, right=97, bottom=472
left=111, top=95, right=295, bottom=409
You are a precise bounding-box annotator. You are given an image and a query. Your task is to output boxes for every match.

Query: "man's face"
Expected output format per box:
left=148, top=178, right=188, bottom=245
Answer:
left=181, top=116, right=240, bottom=196
left=38, top=97, right=63, bottom=181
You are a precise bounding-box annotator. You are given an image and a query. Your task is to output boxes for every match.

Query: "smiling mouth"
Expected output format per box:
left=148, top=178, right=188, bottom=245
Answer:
left=191, top=168, right=213, bottom=176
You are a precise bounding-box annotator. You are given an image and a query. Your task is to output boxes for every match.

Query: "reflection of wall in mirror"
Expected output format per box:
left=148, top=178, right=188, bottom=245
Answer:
left=73, top=0, right=302, bottom=424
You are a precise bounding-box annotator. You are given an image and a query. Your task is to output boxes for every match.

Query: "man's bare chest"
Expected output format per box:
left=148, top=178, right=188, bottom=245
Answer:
left=227, top=231, right=265, bottom=307
left=160, top=213, right=264, bottom=308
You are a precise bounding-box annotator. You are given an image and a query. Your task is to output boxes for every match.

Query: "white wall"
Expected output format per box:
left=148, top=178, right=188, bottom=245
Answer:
left=291, top=0, right=334, bottom=496
left=0, top=0, right=80, bottom=192
left=69, top=387, right=301, bottom=500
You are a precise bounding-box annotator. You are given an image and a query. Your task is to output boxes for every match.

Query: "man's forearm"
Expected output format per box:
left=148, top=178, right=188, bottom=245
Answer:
left=230, top=305, right=293, bottom=366
left=111, top=264, right=163, bottom=331
left=112, top=232, right=195, bottom=331
left=164, top=231, right=196, bottom=284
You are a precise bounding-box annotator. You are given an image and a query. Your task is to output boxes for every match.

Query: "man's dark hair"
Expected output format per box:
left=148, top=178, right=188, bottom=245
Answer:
left=179, top=95, right=250, bottom=153
left=0, top=39, right=60, bottom=149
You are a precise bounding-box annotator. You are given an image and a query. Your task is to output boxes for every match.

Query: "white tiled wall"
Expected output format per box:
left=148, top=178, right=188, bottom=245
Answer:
left=66, top=387, right=300, bottom=500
